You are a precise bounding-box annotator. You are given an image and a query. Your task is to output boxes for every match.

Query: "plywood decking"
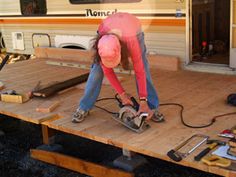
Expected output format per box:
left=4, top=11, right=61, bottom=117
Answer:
left=0, top=59, right=89, bottom=124
left=1, top=58, right=236, bottom=176
left=43, top=68, right=236, bottom=177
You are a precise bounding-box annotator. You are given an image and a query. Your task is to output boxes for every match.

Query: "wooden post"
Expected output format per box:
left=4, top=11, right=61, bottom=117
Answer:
left=41, top=125, right=55, bottom=145
left=122, top=149, right=136, bottom=160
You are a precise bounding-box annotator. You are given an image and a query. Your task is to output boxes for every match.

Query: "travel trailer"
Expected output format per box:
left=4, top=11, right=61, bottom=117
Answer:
left=0, top=0, right=235, bottom=69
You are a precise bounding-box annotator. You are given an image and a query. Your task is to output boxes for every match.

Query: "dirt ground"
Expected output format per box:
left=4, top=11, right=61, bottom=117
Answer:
left=0, top=115, right=221, bottom=177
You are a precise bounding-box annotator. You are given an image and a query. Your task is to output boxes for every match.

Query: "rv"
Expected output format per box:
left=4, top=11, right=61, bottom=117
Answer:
left=0, top=0, right=235, bottom=70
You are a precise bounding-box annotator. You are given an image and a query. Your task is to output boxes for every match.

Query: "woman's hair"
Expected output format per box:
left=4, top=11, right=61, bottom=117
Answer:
left=92, top=34, right=130, bottom=70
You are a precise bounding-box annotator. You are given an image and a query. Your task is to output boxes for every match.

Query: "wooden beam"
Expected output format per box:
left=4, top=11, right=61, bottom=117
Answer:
left=41, top=125, right=55, bottom=145
left=31, top=149, right=134, bottom=177
left=36, top=101, right=60, bottom=113
left=33, top=73, right=89, bottom=98
left=34, top=47, right=94, bottom=63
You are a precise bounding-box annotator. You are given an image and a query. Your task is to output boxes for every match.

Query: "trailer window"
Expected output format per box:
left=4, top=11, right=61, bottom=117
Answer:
left=21, top=0, right=47, bottom=15
left=70, top=0, right=141, bottom=4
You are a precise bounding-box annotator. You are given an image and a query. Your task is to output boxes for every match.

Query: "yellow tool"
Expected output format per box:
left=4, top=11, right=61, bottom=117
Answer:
left=194, top=140, right=226, bottom=161
left=201, top=155, right=231, bottom=168
left=201, top=155, right=236, bottom=171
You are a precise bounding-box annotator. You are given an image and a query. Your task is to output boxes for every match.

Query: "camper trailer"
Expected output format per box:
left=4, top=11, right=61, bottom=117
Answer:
left=0, top=1, right=186, bottom=59
left=0, top=0, right=235, bottom=70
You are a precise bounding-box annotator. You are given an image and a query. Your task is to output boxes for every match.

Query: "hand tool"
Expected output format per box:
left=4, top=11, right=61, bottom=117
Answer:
left=201, top=155, right=236, bottom=170
left=218, top=129, right=235, bottom=138
left=112, top=95, right=150, bottom=133
left=167, top=134, right=209, bottom=162
left=194, top=139, right=226, bottom=161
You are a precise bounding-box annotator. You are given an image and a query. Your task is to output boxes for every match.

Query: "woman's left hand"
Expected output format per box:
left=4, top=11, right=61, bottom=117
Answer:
left=137, top=101, right=153, bottom=121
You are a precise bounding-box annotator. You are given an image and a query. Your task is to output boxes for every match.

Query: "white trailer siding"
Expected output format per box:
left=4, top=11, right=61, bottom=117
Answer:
left=0, top=0, right=186, bottom=62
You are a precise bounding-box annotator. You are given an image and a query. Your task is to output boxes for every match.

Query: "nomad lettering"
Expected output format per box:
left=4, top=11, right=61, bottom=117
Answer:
left=86, top=9, right=117, bottom=17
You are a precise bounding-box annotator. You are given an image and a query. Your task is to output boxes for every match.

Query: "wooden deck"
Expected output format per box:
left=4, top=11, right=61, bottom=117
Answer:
left=1, top=57, right=236, bottom=177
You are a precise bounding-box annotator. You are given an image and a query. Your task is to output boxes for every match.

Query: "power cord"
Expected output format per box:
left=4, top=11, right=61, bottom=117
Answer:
left=160, top=103, right=236, bottom=128
left=94, top=96, right=236, bottom=129
left=95, top=97, right=119, bottom=116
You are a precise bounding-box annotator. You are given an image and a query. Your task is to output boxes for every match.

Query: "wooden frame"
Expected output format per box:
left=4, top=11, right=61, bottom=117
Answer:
left=31, top=149, right=134, bottom=177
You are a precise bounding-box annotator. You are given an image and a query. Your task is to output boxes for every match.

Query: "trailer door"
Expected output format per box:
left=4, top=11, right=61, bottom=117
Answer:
left=230, top=0, right=236, bottom=68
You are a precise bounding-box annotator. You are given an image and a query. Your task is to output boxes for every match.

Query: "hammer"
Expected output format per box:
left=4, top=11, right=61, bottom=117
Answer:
left=194, top=139, right=226, bottom=161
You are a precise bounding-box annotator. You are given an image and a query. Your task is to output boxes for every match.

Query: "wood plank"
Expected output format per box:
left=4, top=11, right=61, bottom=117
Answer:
left=35, top=47, right=180, bottom=71
left=31, top=149, right=134, bottom=177
left=36, top=101, right=60, bottom=113
left=35, top=47, right=94, bottom=64
left=32, top=73, right=89, bottom=98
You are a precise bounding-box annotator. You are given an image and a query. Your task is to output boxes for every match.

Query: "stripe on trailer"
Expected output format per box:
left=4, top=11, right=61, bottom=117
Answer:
left=0, top=18, right=185, bottom=26
left=0, top=13, right=185, bottom=18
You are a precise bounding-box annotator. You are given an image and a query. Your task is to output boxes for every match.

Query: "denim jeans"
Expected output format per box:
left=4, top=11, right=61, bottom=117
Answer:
left=78, top=32, right=159, bottom=111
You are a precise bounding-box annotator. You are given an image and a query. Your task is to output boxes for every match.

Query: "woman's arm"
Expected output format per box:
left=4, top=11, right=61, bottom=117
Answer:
left=101, top=64, right=125, bottom=94
left=126, top=36, right=147, bottom=98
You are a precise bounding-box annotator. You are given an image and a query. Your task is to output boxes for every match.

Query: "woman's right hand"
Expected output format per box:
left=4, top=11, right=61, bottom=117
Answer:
left=119, top=92, right=133, bottom=106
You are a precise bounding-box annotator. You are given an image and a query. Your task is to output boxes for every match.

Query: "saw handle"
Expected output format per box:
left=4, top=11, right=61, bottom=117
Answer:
left=167, top=150, right=182, bottom=162
left=115, top=94, right=139, bottom=111
left=130, top=97, right=139, bottom=111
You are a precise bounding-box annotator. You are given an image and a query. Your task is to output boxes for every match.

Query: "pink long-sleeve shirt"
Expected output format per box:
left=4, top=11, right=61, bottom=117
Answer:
left=98, top=12, right=147, bottom=98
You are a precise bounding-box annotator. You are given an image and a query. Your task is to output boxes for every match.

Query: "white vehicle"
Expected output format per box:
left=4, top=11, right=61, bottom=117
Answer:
left=0, top=0, right=235, bottom=70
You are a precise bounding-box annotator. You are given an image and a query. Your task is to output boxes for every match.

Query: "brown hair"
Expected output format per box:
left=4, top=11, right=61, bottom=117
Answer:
left=92, top=34, right=130, bottom=70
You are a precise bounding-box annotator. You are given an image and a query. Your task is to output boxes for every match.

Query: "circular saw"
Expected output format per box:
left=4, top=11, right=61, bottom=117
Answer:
left=112, top=95, right=150, bottom=133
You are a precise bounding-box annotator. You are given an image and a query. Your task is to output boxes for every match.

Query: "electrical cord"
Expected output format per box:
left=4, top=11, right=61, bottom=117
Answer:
left=160, top=103, right=236, bottom=128
left=94, top=96, right=236, bottom=129
left=95, top=97, right=119, bottom=116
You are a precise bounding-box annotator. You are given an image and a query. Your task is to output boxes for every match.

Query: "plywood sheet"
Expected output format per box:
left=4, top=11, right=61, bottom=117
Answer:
left=45, top=69, right=236, bottom=177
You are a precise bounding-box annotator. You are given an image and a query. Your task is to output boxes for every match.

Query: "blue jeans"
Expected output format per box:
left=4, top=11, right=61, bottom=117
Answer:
left=79, top=32, right=159, bottom=111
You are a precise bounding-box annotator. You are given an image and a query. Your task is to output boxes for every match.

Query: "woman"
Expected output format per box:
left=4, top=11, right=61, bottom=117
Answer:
left=72, top=12, right=164, bottom=123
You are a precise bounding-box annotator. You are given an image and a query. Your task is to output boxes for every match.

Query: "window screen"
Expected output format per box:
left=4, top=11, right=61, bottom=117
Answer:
left=21, top=0, right=47, bottom=15
left=70, top=0, right=141, bottom=4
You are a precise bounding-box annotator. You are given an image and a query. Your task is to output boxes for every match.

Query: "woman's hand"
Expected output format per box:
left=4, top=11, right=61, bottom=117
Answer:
left=119, top=92, right=133, bottom=106
left=137, top=101, right=153, bottom=121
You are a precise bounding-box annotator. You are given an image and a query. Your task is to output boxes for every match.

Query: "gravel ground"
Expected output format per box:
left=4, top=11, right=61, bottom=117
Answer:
left=0, top=115, right=222, bottom=177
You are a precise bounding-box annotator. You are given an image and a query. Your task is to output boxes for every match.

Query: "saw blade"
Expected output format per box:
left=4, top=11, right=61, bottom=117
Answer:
left=121, top=111, right=138, bottom=128
left=111, top=114, right=149, bottom=133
